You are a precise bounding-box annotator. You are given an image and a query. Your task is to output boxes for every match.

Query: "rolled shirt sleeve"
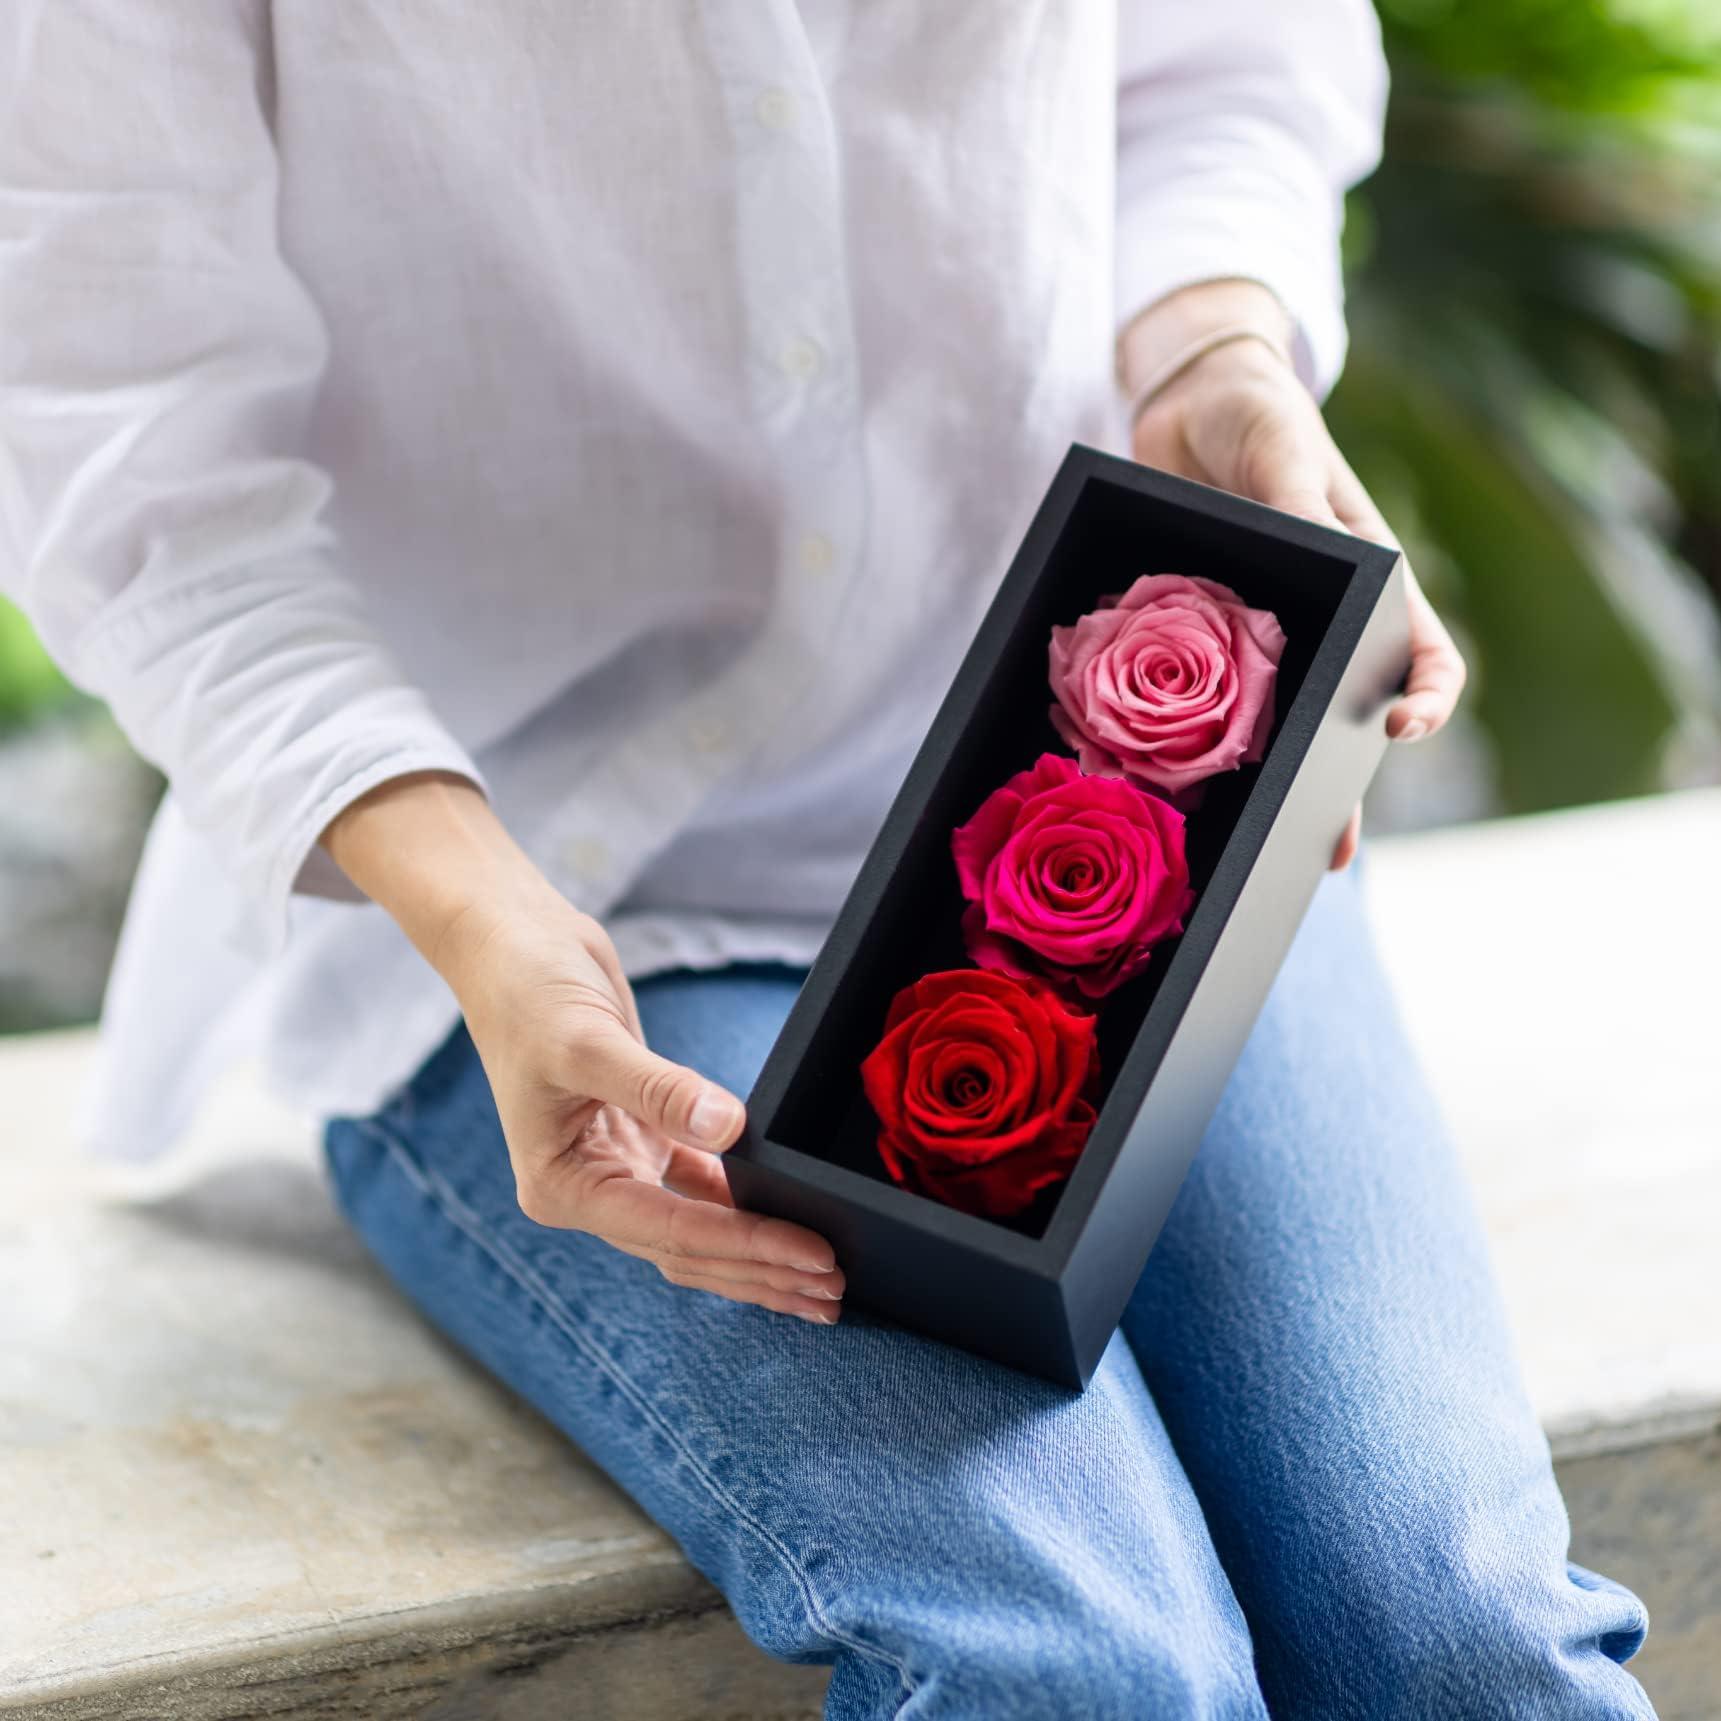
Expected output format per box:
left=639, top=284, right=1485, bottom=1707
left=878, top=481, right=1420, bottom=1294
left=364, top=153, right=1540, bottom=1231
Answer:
left=0, top=2, right=481, bottom=954
left=1115, top=0, right=1390, bottom=398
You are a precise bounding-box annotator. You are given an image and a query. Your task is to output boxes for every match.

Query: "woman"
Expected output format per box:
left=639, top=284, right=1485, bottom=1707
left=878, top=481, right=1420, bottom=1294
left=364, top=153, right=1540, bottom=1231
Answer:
left=1, top=4, right=1655, bottom=1715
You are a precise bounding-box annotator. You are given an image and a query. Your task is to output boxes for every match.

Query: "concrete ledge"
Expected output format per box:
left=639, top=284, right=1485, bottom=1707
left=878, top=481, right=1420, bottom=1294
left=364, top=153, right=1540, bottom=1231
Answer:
left=1557, top=1429, right=1721, bottom=1721
left=1364, top=789, right=1721, bottom=1467
left=17, top=1581, right=826, bottom=1721
left=3, top=789, right=1718, bottom=1718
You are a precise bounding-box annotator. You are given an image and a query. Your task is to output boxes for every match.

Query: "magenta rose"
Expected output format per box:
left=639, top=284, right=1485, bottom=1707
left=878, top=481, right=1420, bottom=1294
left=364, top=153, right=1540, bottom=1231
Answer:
left=952, top=753, right=1195, bottom=1000
left=1048, top=574, right=1286, bottom=798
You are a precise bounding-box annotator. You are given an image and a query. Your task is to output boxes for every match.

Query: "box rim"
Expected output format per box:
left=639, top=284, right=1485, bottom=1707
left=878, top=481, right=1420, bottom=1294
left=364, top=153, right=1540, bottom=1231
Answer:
left=1034, top=528, right=1399, bottom=1268
left=735, top=443, right=1402, bottom=1275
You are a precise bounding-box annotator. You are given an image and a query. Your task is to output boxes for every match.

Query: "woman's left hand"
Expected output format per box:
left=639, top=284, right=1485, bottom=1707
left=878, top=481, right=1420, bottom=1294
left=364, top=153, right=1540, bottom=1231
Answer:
left=1127, top=287, right=1466, bottom=869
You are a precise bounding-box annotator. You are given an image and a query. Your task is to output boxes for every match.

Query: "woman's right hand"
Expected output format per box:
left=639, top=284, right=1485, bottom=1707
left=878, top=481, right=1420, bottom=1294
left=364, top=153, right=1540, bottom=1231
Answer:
left=321, top=773, right=843, bottom=1323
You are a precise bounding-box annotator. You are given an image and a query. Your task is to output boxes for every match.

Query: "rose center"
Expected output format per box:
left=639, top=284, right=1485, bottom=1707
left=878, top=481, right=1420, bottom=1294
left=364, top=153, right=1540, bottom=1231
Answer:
left=1036, top=837, right=1114, bottom=907
left=1136, top=648, right=1197, bottom=696
left=1059, top=855, right=1098, bottom=891
left=943, top=1064, right=991, bottom=1108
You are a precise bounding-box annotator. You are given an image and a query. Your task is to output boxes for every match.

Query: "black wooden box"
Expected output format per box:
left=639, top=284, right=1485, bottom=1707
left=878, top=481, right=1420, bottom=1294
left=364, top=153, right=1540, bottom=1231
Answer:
left=726, top=444, right=1411, bottom=1389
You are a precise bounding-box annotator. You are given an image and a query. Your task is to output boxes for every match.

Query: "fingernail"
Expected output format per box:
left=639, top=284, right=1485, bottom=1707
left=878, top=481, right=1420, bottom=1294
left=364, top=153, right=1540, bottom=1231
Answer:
left=800, top=1307, right=840, bottom=1325
left=1396, top=717, right=1428, bottom=743
left=688, top=1088, right=742, bottom=1145
left=806, top=1285, right=843, bottom=1300
left=794, top=1257, right=836, bottom=1274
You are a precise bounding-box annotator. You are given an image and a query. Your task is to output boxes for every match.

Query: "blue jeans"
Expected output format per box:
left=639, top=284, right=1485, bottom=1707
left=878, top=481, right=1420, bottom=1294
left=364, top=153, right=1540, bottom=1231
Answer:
left=323, top=870, right=1654, bottom=1719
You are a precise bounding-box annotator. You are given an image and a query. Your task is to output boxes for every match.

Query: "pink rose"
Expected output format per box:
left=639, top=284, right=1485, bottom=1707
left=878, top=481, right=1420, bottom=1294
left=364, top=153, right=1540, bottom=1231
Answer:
left=1048, top=574, right=1286, bottom=798
left=952, top=753, right=1195, bottom=1000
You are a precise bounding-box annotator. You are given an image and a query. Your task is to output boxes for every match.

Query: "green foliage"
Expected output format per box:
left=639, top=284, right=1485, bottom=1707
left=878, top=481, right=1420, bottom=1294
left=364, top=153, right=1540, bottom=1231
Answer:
left=1329, top=0, right=1721, bottom=811
left=1376, top=0, right=1719, bottom=113
left=0, top=596, right=70, bottom=730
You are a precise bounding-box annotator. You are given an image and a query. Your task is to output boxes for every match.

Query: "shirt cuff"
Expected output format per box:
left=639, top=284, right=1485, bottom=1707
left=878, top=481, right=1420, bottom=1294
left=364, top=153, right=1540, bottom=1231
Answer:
left=283, top=746, right=488, bottom=898
left=1115, top=187, right=1350, bottom=402
left=259, top=740, right=488, bottom=958
left=70, top=556, right=489, bottom=962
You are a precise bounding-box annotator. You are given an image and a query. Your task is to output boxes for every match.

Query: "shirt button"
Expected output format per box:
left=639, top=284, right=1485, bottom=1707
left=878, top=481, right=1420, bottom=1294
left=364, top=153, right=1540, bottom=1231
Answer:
left=781, top=335, right=824, bottom=381
left=686, top=716, right=730, bottom=755
left=798, top=532, right=836, bottom=575
left=563, top=837, right=611, bottom=881
left=755, top=87, right=797, bottom=131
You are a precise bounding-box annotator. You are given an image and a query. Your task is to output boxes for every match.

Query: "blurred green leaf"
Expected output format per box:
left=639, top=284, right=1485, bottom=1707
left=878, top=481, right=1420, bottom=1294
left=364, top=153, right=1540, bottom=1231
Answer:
left=1330, top=0, right=1721, bottom=813
left=1334, top=343, right=1681, bottom=808
left=1377, top=0, right=1720, bottom=113
left=0, top=597, right=70, bottom=730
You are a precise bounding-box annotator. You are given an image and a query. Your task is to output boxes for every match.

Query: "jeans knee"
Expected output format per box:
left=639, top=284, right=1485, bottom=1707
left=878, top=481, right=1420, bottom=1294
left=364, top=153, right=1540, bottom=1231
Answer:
left=1297, top=1559, right=1655, bottom=1721
left=878, top=1657, right=1260, bottom=1721
left=830, top=1601, right=1264, bottom=1721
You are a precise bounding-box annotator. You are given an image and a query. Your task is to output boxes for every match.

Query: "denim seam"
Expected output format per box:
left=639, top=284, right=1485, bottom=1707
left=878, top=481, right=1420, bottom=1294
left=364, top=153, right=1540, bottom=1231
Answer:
left=349, top=1113, right=919, bottom=1707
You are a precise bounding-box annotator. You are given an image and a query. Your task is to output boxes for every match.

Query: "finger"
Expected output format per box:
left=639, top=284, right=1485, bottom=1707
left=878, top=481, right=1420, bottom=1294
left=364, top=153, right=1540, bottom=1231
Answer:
left=1388, top=573, right=1467, bottom=742
left=577, top=1019, right=745, bottom=1150
left=1330, top=806, right=1361, bottom=872
left=1327, top=458, right=1398, bottom=549
left=1233, top=410, right=1345, bottom=528
left=581, top=1172, right=838, bottom=1272
left=667, top=1270, right=843, bottom=1325
left=662, top=1139, right=736, bottom=1207
left=657, top=1251, right=845, bottom=1302
left=1327, top=470, right=1467, bottom=742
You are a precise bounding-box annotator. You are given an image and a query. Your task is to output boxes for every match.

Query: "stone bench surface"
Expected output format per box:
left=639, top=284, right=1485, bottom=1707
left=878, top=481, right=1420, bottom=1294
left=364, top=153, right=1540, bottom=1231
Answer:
left=3, top=788, right=1718, bottom=1720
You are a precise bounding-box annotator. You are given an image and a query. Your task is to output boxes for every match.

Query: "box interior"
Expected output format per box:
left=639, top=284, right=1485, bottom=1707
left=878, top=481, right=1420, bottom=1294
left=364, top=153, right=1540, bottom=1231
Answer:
left=762, top=472, right=1364, bottom=1241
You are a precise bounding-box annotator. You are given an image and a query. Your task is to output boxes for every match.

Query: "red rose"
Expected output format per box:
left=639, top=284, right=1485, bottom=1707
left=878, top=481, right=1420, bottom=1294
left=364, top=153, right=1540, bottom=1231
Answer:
left=859, top=968, right=1099, bottom=1219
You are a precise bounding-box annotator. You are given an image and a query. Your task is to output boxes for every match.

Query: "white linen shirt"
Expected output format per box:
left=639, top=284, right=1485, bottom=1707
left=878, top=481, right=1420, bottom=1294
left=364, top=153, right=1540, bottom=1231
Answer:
left=0, top=1, right=1386, bottom=1162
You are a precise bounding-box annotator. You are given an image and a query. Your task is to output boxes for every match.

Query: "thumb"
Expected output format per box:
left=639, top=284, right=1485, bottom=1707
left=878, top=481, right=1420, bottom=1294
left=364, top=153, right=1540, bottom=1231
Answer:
left=578, top=1020, right=746, bottom=1150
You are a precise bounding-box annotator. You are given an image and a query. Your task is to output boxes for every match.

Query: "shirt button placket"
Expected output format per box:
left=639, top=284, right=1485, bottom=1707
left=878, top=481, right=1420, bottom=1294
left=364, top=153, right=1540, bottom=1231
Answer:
left=699, top=6, right=870, bottom=763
